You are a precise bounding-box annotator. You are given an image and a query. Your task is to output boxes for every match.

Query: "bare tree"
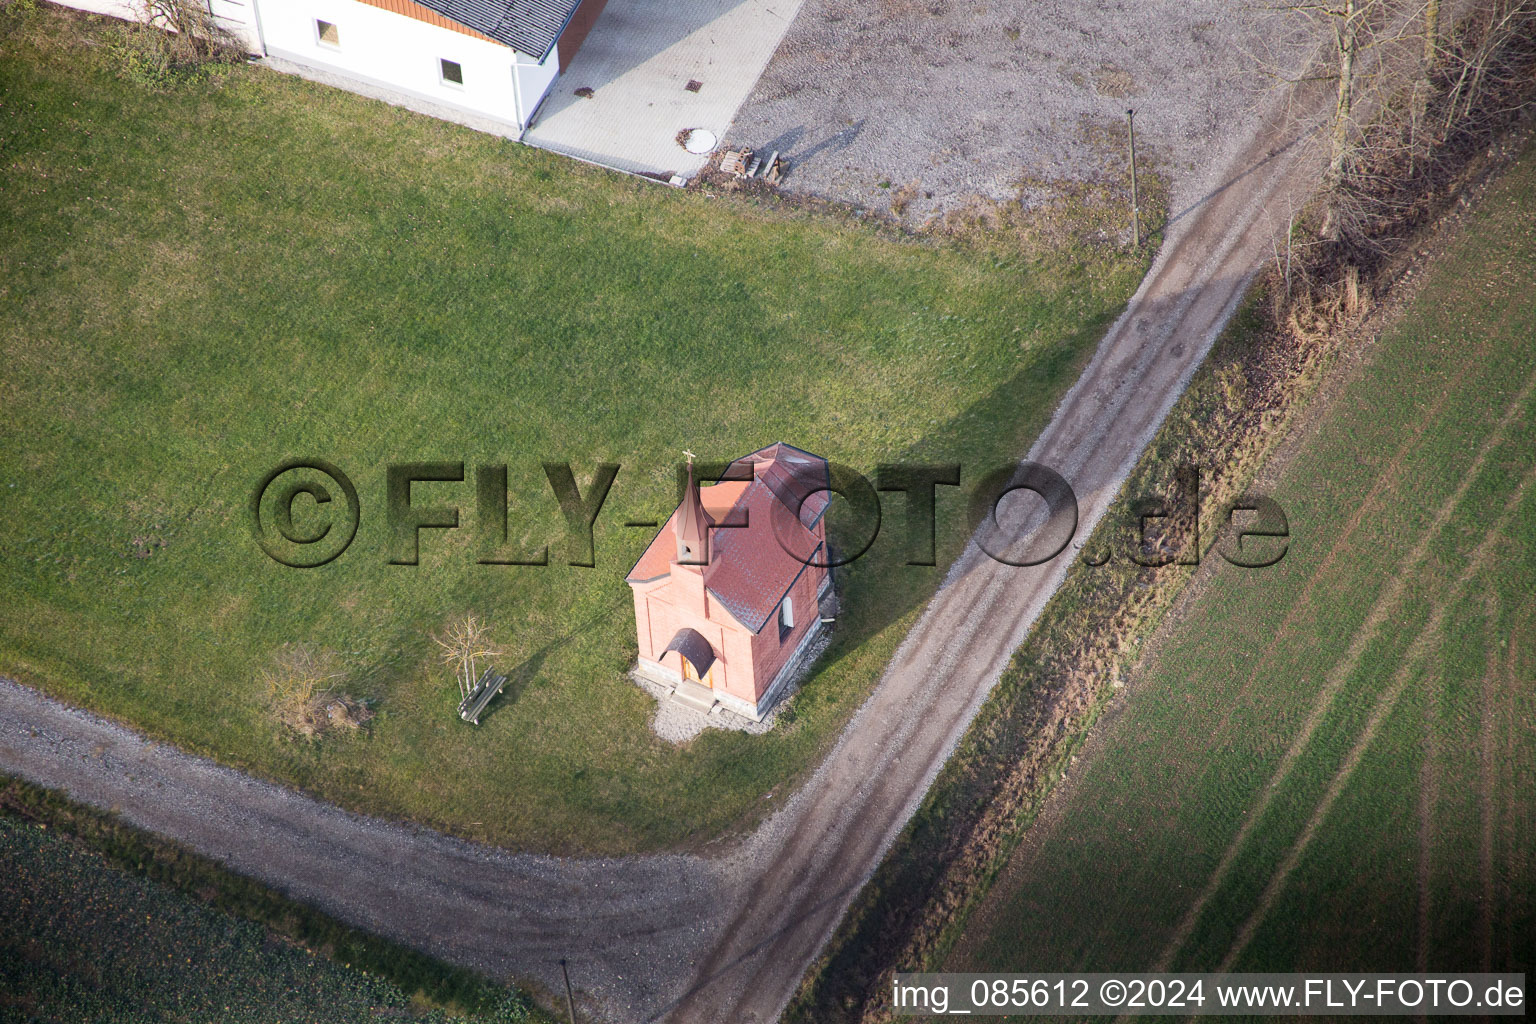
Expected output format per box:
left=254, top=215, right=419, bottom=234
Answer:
left=1257, top=0, right=1388, bottom=237
left=109, top=0, right=241, bottom=85
left=1330, top=1, right=1364, bottom=184
left=1291, top=0, right=1536, bottom=254
left=1267, top=0, right=1464, bottom=238
left=1440, top=0, right=1534, bottom=127
left=138, top=0, right=237, bottom=58
left=1300, top=0, right=1387, bottom=237
left=433, top=613, right=502, bottom=699
left=262, top=644, right=344, bottom=737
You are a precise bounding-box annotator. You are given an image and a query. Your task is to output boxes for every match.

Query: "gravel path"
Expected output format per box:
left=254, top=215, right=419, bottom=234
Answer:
left=0, top=15, right=1338, bottom=1024
left=726, top=0, right=1312, bottom=218
left=0, top=679, right=718, bottom=1020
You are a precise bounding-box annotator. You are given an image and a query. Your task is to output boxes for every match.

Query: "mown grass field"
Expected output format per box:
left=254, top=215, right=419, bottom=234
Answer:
left=0, top=7, right=1146, bottom=854
left=0, top=806, right=543, bottom=1022
left=950, top=140, right=1536, bottom=990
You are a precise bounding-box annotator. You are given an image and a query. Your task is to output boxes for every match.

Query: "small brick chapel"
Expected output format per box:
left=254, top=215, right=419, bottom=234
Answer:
left=626, top=443, right=834, bottom=720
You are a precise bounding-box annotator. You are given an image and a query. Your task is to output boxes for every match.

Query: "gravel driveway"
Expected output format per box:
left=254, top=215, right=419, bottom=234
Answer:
left=726, top=0, right=1312, bottom=218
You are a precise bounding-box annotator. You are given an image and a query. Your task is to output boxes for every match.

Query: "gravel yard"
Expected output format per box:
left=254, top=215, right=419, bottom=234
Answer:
left=726, top=0, right=1315, bottom=219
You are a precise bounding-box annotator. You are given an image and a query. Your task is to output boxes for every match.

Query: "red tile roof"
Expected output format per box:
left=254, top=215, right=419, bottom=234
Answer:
left=626, top=443, right=830, bottom=633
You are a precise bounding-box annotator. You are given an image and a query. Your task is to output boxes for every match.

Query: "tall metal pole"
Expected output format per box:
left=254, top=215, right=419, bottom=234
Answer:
left=560, top=958, right=577, bottom=1024
left=1127, top=108, right=1141, bottom=248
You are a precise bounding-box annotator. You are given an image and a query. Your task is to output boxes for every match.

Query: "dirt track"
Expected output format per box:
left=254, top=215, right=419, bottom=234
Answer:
left=0, top=65, right=1331, bottom=1024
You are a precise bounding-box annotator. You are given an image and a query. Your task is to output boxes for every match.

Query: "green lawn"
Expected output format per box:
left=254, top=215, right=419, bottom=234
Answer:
left=950, top=141, right=1536, bottom=989
left=0, top=7, right=1145, bottom=854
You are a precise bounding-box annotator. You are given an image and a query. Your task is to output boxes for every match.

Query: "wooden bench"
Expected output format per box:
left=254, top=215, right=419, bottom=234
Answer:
left=458, top=665, right=508, bottom=725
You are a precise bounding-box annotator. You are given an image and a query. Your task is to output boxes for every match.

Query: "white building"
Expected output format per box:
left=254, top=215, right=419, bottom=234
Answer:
left=56, top=0, right=609, bottom=133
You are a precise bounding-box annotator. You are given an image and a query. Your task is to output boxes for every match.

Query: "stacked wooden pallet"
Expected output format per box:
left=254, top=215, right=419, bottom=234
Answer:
left=719, top=149, right=751, bottom=176
left=762, top=151, right=784, bottom=184
left=718, top=148, right=786, bottom=184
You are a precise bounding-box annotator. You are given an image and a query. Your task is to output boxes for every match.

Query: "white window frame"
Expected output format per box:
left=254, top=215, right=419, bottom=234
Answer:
left=439, top=58, right=465, bottom=88
left=314, top=19, right=340, bottom=49
left=779, top=596, right=794, bottom=639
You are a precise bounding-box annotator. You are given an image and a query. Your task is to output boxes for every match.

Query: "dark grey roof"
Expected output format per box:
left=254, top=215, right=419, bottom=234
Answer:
left=415, top=0, right=583, bottom=59
left=663, top=628, right=716, bottom=677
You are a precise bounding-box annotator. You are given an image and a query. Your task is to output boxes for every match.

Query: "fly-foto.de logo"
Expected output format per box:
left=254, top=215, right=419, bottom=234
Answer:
left=249, top=459, right=1288, bottom=570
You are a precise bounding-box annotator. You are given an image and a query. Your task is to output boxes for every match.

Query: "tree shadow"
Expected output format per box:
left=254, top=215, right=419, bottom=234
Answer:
left=472, top=594, right=630, bottom=727
left=749, top=120, right=866, bottom=169
left=472, top=649, right=544, bottom=727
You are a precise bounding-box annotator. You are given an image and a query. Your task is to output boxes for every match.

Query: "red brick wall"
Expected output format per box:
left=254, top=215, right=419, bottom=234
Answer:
left=747, top=564, right=826, bottom=701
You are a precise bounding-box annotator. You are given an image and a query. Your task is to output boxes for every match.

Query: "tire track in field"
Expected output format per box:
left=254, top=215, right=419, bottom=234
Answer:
left=1148, top=366, right=1536, bottom=974
left=1485, top=592, right=1531, bottom=970
left=1413, top=650, right=1445, bottom=1024
left=1497, top=597, right=1533, bottom=969
left=1150, top=325, right=1492, bottom=801
left=1417, top=646, right=1443, bottom=975
left=1213, top=457, right=1536, bottom=972
left=1478, top=589, right=1501, bottom=972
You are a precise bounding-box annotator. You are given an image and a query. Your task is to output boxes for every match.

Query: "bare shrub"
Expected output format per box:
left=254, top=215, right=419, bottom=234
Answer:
left=106, top=0, right=241, bottom=88
left=261, top=644, right=369, bottom=738
left=319, top=695, right=372, bottom=731
left=889, top=180, right=922, bottom=217
left=432, top=613, right=502, bottom=700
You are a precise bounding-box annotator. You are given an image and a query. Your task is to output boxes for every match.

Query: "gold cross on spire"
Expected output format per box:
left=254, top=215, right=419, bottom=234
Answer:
left=682, top=448, right=697, bottom=465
